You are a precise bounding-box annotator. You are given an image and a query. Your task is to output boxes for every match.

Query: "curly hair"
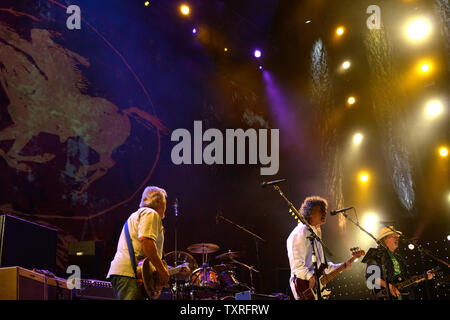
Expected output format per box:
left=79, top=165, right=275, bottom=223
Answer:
left=299, top=196, right=328, bottom=223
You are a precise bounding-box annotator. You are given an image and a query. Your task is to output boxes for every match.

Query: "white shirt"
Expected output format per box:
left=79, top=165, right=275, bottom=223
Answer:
left=286, top=223, right=342, bottom=299
left=107, top=207, right=164, bottom=279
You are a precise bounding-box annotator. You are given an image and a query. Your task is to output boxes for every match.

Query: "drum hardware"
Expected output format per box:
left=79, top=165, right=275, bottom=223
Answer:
left=229, top=257, right=259, bottom=294
left=187, top=243, right=220, bottom=297
left=215, top=250, right=242, bottom=260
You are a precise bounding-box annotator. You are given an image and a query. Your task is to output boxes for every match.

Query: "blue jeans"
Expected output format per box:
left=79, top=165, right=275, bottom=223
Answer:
left=109, top=275, right=146, bottom=300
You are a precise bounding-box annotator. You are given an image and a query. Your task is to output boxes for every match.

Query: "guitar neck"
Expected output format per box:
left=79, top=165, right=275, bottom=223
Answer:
left=396, top=275, right=423, bottom=290
left=168, top=264, right=187, bottom=276
left=320, top=257, right=355, bottom=286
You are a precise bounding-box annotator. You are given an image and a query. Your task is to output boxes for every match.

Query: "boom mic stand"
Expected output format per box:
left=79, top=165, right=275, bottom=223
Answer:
left=216, top=213, right=265, bottom=293
left=336, top=209, right=393, bottom=300
left=268, top=185, right=334, bottom=300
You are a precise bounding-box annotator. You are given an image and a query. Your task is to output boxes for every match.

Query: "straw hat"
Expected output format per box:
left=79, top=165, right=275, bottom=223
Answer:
left=377, top=226, right=402, bottom=241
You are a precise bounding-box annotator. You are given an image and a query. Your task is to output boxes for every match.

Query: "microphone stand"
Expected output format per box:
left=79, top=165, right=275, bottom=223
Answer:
left=216, top=214, right=265, bottom=293
left=269, top=185, right=333, bottom=300
left=337, top=210, right=393, bottom=300
left=173, top=199, right=179, bottom=300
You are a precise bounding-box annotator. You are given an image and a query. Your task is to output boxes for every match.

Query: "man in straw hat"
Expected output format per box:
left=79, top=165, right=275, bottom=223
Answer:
left=364, top=226, right=434, bottom=300
left=106, top=186, right=170, bottom=299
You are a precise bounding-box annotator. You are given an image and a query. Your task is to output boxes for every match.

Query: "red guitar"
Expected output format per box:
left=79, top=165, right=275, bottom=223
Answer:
left=294, top=247, right=365, bottom=300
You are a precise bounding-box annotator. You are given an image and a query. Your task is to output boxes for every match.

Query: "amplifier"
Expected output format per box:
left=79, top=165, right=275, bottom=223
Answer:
left=0, top=266, right=72, bottom=300
left=72, top=278, right=116, bottom=300
left=47, top=276, right=73, bottom=300
left=0, top=215, right=57, bottom=272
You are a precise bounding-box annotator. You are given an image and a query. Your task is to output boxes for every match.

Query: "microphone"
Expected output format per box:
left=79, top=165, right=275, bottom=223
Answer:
left=330, top=206, right=354, bottom=216
left=174, top=198, right=178, bottom=217
left=260, top=178, right=286, bottom=188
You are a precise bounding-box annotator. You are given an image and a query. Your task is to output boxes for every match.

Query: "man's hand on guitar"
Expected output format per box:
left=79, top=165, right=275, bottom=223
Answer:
left=156, top=266, right=170, bottom=289
left=388, top=284, right=401, bottom=297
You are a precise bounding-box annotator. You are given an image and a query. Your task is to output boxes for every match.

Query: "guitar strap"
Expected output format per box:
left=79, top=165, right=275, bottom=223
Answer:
left=124, top=219, right=138, bottom=279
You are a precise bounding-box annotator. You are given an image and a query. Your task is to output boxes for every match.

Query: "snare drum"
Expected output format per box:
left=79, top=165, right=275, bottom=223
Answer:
left=190, top=267, right=219, bottom=288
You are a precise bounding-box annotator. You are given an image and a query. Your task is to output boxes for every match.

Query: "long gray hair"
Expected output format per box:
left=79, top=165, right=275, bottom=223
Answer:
left=139, top=186, right=167, bottom=209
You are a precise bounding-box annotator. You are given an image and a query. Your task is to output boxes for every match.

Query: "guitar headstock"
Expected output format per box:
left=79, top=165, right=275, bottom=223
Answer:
left=350, top=247, right=365, bottom=261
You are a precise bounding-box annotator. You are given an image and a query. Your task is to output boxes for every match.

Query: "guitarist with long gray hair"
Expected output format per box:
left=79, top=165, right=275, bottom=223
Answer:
left=107, top=186, right=170, bottom=300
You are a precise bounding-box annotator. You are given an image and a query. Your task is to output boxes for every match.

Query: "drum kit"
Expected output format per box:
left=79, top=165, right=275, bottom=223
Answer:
left=164, top=243, right=258, bottom=300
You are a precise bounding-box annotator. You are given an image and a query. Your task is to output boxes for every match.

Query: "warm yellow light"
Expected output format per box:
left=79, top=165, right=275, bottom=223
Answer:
left=353, top=133, right=363, bottom=145
left=363, top=213, right=378, bottom=233
left=342, top=61, right=351, bottom=69
left=144, top=1, right=150, bottom=6
left=336, top=27, right=345, bottom=36
left=360, top=173, right=369, bottom=183
left=420, top=63, right=430, bottom=73
left=406, top=18, right=431, bottom=42
left=224, top=48, right=228, bottom=52
left=426, top=100, right=443, bottom=117
left=347, top=96, right=356, bottom=105
left=180, top=4, right=190, bottom=16
left=439, top=147, right=449, bottom=157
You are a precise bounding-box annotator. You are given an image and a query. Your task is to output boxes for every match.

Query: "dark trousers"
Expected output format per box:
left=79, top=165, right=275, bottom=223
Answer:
left=109, top=275, right=146, bottom=300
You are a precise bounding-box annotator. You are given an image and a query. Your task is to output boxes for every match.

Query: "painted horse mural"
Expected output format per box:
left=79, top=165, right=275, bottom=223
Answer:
left=0, top=23, right=168, bottom=193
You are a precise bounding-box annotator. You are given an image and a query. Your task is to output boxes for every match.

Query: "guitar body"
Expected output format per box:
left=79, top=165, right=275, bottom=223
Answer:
left=136, top=258, right=189, bottom=299
left=136, top=258, right=168, bottom=299
left=293, top=248, right=365, bottom=300
left=294, top=264, right=331, bottom=300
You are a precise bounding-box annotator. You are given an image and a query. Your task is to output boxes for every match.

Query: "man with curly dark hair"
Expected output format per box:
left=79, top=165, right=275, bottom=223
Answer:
left=286, top=196, right=352, bottom=299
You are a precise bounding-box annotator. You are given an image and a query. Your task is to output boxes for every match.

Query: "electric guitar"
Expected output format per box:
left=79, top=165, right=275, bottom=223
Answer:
left=136, top=258, right=189, bottom=299
left=294, top=247, right=365, bottom=300
left=374, top=266, right=441, bottom=299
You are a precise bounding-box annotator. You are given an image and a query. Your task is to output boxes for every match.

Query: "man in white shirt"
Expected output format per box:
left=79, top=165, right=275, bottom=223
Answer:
left=107, top=186, right=170, bottom=300
left=286, top=196, right=352, bottom=300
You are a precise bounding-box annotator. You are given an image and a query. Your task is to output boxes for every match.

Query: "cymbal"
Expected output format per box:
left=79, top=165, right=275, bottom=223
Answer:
left=187, top=243, right=220, bottom=254
left=215, top=250, right=241, bottom=260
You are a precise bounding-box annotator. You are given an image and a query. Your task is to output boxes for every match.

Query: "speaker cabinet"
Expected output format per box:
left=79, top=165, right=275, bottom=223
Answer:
left=68, top=241, right=104, bottom=279
left=0, top=215, right=57, bottom=272
left=0, top=267, right=46, bottom=300
left=0, top=266, right=72, bottom=300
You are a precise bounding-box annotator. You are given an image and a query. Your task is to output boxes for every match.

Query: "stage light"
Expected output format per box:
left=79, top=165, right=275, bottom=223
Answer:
left=180, top=4, right=190, bottom=16
left=360, top=173, right=369, bottom=183
left=447, top=235, right=450, bottom=241
left=336, top=27, right=345, bottom=36
left=405, top=18, right=431, bottom=42
left=420, top=63, right=431, bottom=73
left=254, top=49, right=262, bottom=58
left=353, top=133, right=363, bottom=145
left=342, top=60, right=351, bottom=70
left=192, top=28, right=197, bottom=34
left=363, top=213, right=378, bottom=233
left=259, top=65, right=263, bottom=70
left=347, top=96, right=356, bottom=105
left=224, top=47, right=228, bottom=52
left=144, top=1, right=150, bottom=6
left=408, top=244, right=415, bottom=250
left=439, top=147, right=448, bottom=157
left=305, top=20, right=312, bottom=24
left=426, top=100, right=443, bottom=118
